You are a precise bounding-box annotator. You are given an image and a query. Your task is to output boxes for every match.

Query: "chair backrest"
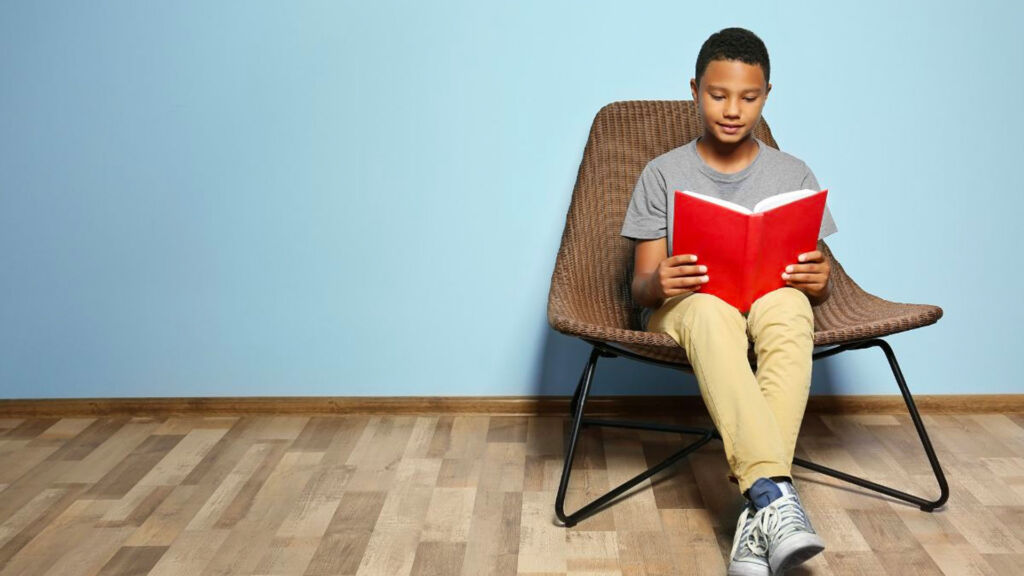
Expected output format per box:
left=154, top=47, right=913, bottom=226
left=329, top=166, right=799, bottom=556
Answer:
left=548, top=100, right=780, bottom=331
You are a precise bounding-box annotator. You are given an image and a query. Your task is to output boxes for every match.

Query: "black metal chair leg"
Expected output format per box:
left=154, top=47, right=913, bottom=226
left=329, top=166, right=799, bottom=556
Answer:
left=568, top=349, right=596, bottom=419
left=569, top=348, right=618, bottom=419
left=794, top=338, right=949, bottom=511
left=555, top=346, right=714, bottom=527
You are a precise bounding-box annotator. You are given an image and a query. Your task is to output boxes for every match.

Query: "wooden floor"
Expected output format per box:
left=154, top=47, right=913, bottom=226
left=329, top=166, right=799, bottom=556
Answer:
left=1, top=412, right=1023, bottom=575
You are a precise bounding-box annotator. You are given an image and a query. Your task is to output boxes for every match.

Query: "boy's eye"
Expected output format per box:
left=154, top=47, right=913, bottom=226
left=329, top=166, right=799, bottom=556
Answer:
left=710, top=95, right=758, bottom=102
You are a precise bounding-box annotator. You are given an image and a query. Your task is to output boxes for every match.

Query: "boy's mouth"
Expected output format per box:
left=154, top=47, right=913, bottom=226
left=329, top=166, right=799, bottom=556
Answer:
left=718, top=123, right=743, bottom=134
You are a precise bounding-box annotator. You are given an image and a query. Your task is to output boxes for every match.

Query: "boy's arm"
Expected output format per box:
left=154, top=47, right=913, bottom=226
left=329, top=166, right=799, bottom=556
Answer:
left=632, top=237, right=708, bottom=308
left=631, top=238, right=669, bottom=309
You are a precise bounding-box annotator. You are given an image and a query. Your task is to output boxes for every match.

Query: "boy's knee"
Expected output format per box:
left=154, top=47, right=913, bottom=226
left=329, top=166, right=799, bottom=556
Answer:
left=749, top=287, right=813, bottom=330
left=680, top=293, right=747, bottom=334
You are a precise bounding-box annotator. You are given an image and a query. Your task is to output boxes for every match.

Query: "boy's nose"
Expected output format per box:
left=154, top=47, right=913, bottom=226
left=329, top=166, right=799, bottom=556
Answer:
left=725, top=98, right=741, bottom=117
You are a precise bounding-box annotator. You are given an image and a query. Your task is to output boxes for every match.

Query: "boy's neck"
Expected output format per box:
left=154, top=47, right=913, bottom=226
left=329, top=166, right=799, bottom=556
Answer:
left=695, top=134, right=760, bottom=174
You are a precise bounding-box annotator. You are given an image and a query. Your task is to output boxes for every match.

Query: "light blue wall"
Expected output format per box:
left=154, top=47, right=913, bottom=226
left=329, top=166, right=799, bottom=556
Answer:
left=1, top=1, right=1020, bottom=398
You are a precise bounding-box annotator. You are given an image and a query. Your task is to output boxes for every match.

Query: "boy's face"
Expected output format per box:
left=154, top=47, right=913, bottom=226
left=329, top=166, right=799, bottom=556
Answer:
left=689, top=59, right=771, bottom=146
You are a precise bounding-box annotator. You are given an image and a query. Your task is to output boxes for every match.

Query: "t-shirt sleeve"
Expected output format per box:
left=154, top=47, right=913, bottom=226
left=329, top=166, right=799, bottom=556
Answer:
left=801, top=165, right=838, bottom=239
left=620, top=163, right=668, bottom=240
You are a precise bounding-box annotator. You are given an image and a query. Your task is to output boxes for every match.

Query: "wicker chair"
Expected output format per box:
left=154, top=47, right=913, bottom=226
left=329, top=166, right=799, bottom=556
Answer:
left=547, top=100, right=949, bottom=527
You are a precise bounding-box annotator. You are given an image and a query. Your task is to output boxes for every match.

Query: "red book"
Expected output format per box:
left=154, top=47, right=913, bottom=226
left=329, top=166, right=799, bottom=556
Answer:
left=672, top=189, right=828, bottom=313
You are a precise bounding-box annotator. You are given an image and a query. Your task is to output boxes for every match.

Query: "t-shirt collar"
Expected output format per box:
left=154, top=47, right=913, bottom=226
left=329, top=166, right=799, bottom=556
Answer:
left=691, top=136, right=763, bottom=183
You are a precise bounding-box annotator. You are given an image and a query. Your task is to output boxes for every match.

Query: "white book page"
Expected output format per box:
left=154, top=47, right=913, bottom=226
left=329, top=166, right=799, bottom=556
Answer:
left=680, top=190, right=750, bottom=215
left=752, top=189, right=818, bottom=213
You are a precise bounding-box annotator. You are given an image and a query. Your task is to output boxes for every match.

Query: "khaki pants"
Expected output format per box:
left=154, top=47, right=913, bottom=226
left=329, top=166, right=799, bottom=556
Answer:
left=647, top=287, right=814, bottom=494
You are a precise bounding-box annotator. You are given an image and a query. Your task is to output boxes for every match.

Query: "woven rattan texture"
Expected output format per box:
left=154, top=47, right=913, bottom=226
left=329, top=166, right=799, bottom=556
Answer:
left=546, top=100, right=942, bottom=365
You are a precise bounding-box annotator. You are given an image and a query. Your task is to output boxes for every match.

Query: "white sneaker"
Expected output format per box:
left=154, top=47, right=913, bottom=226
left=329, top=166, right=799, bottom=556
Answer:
left=727, top=503, right=770, bottom=576
left=754, top=493, right=825, bottom=573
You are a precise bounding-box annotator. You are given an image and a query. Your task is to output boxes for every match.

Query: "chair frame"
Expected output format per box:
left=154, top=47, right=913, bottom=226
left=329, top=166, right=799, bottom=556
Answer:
left=554, top=337, right=950, bottom=527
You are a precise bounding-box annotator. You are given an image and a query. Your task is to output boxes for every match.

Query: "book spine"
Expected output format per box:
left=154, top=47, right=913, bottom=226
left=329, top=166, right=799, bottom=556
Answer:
left=743, top=214, right=765, bottom=312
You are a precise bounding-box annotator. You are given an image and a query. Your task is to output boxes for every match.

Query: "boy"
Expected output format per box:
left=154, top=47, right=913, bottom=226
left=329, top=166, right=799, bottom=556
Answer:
left=619, top=28, right=838, bottom=575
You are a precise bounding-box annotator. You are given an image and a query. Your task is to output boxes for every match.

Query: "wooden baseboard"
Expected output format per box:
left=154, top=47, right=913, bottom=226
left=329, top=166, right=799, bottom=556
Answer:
left=1, top=394, right=1022, bottom=417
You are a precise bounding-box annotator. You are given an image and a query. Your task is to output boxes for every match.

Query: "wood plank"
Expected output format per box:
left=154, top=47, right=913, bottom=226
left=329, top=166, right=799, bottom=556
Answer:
left=94, top=545, right=168, bottom=576
left=186, top=442, right=275, bottom=531
left=145, top=529, right=229, bottom=576
left=200, top=450, right=324, bottom=575
left=0, top=497, right=108, bottom=576
left=44, top=418, right=127, bottom=461
left=421, top=487, right=476, bottom=542
left=0, top=483, right=90, bottom=569
left=566, top=530, right=621, bottom=575
left=122, top=485, right=201, bottom=547
left=62, top=419, right=164, bottom=485
left=847, top=508, right=946, bottom=575
left=304, top=491, right=387, bottom=576
left=410, top=541, right=467, bottom=576
left=86, top=434, right=184, bottom=498
left=252, top=535, right=321, bottom=575
left=517, top=490, right=566, bottom=574
left=660, top=509, right=725, bottom=575
left=460, top=490, right=521, bottom=576
left=0, top=487, right=68, bottom=550
left=355, top=458, right=440, bottom=576
left=36, top=418, right=96, bottom=440
left=39, top=524, right=135, bottom=576
left=274, top=465, right=348, bottom=540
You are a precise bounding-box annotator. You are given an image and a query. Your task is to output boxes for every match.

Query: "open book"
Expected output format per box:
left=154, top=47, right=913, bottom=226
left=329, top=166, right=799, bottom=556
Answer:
left=671, top=189, right=828, bottom=313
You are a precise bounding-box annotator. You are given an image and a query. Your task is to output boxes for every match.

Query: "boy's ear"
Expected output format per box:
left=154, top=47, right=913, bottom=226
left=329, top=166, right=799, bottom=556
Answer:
left=690, top=78, right=698, bottom=101
left=765, top=82, right=772, bottom=98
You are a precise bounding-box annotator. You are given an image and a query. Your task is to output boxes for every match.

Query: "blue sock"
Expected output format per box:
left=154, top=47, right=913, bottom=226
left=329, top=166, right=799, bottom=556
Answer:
left=747, top=477, right=797, bottom=510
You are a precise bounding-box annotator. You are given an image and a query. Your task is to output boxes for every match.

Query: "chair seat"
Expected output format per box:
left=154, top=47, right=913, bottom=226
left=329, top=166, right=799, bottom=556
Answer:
left=811, top=299, right=942, bottom=347
left=552, top=296, right=943, bottom=368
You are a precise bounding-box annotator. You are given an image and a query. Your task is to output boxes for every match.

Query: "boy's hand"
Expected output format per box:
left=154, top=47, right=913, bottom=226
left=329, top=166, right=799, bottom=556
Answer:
left=650, top=254, right=709, bottom=302
left=782, top=250, right=831, bottom=304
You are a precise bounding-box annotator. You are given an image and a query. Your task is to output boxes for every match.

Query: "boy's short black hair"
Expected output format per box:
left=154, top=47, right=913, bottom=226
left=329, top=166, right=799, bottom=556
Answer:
left=695, top=27, right=770, bottom=88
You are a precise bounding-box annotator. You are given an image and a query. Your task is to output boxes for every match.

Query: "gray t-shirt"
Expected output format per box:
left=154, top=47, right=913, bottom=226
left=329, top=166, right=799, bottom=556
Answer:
left=620, top=137, right=838, bottom=330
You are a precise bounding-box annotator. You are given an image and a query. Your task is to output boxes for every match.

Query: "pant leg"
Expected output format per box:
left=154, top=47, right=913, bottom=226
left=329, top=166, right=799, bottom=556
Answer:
left=648, top=292, right=791, bottom=494
left=745, top=287, right=815, bottom=475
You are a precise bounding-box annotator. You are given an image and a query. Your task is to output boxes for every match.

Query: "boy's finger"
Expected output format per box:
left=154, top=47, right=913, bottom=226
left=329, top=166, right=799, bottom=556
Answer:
left=782, top=272, right=823, bottom=284
left=785, top=263, right=823, bottom=274
left=667, top=264, right=707, bottom=277
left=668, top=275, right=708, bottom=288
left=797, top=251, right=823, bottom=263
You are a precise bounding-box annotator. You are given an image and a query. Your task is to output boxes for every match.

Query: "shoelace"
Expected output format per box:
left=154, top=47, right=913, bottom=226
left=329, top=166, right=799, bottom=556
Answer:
left=754, top=495, right=811, bottom=549
left=743, top=524, right=769, bottom=557
left=736, top=509, right=769, bottom=558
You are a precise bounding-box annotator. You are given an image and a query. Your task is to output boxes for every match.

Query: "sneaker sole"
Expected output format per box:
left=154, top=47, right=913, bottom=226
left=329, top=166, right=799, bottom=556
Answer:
left=727, top=560, right=770, bottom=576
left=770, top=533, right=825, bottom=573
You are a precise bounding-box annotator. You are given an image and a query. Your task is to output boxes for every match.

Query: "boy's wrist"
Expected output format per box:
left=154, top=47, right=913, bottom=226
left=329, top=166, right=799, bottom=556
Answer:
left=640, top=274, right=660, bottom=309
left=809, top=277, right=832, bottom=305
